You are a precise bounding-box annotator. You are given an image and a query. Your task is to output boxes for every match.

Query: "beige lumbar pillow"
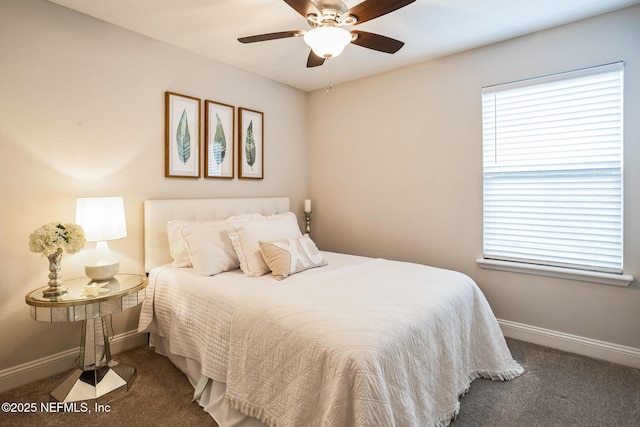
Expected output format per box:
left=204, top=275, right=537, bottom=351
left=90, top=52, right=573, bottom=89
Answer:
left=259, top=234, right=327, bottom=280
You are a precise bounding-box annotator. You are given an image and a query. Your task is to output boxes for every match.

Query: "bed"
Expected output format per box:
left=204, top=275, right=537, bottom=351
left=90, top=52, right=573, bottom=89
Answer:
left=138, top=197, right=523, bottom=427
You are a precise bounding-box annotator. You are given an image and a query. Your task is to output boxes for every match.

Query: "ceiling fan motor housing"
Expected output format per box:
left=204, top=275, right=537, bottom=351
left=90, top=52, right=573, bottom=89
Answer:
left=308, top=0, right=356, bottom=27
left=313, top=0, right=348, bottom=14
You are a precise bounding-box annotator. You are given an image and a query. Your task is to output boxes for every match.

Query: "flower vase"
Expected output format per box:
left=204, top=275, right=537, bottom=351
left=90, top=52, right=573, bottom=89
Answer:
left=43, top=249, right=67, bottom=297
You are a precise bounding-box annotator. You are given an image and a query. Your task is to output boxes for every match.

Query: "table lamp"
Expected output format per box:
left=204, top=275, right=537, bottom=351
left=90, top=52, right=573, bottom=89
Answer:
left=75, top=197, right=127, bottom=281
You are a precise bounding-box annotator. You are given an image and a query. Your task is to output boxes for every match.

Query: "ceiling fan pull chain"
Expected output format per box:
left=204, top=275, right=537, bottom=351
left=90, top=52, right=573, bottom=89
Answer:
left=326, top=57, right=333, bottom=95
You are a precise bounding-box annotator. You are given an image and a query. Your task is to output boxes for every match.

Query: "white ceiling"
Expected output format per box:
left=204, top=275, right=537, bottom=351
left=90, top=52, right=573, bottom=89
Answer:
left=48, top=0, right=640, bottom=92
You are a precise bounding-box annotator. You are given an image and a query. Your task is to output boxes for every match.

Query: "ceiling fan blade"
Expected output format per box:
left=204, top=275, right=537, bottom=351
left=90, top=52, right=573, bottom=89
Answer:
left=345, top=0, right=415, bottom=25
left=350, top=30, right=404, bottom=54
left=306, top=50, right=326, bottom=68
left=283, top=0, right=320, bottom=18
left=238, top=30, right=304, bottom=44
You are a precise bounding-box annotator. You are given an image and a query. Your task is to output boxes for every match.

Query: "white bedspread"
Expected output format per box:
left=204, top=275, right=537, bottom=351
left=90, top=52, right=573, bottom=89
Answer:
left=224, top=258, right=523, bottom=427
left=139, top=252, right=522, bottom=427
left=138, top=252, right=376, bottom=382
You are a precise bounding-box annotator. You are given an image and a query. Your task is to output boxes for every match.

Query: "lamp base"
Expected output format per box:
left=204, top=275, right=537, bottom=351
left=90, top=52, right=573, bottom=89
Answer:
left=85, top=262, right=119, bottom=281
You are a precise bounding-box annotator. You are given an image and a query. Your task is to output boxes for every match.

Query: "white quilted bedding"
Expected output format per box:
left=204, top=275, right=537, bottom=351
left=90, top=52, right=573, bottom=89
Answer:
left=138, top=252, right=376, bottom=382
left=139, top=252, right=523, bottom=427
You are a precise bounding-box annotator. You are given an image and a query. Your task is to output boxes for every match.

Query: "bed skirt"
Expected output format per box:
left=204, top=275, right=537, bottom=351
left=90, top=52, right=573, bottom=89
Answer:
left=150, top=333, right=266, bottom=427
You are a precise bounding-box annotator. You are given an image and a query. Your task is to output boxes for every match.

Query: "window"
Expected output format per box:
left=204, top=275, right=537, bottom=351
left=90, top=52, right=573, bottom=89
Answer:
left=481, top=63, right=624, bottom=275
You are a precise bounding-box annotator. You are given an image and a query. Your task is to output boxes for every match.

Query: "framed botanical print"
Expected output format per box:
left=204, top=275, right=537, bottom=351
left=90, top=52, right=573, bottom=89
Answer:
left=205, top=100, right=234, bottom=179
left=238, top=107, right=264, bottom=179
left=165, top=91, right=201, bottom=178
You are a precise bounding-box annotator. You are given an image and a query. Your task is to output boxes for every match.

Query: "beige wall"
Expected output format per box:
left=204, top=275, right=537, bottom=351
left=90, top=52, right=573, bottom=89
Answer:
left=0, top=0, right=308, bottom=371
left=2, top=0, right=639, bottom=380
left=308, top=6, right=640, bottom=349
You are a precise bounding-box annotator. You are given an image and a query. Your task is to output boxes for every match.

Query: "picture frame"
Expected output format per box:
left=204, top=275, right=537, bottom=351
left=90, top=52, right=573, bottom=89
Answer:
left=205, top=100, right=235, bottom=179
left=238, top=107, right=264, bottom=179
left=165, top=91, right=201, bottom=178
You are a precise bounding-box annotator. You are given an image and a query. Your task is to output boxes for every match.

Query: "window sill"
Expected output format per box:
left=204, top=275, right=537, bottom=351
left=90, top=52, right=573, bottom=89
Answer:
left=476, top=258, right=634, bottom=287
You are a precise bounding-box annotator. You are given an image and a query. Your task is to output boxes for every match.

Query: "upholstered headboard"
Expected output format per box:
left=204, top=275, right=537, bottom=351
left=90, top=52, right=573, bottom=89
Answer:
left=143, top=197, right=290, bottom=273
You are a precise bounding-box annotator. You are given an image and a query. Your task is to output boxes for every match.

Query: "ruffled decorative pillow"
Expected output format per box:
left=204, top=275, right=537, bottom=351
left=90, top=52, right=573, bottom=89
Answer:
left=226, top=212, right=302, bottom=276
left=166, top=220, right=194, bottom=267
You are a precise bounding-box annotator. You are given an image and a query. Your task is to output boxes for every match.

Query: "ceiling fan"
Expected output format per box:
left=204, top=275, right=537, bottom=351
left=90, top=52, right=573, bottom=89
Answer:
left=238, top=0, right=416, bottom=68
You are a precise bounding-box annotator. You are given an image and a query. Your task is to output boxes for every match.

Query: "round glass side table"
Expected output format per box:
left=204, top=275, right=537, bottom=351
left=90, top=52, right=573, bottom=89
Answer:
left=25, top=274, right=148, bottom=403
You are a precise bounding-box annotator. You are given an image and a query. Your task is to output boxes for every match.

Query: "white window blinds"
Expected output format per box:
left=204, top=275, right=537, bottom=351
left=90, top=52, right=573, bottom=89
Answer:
left=482, top=62, right=624, bottom=273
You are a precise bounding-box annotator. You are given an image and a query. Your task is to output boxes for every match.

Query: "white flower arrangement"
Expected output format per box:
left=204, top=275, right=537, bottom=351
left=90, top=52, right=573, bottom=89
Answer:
left=29, top=222, right=86, bottom=257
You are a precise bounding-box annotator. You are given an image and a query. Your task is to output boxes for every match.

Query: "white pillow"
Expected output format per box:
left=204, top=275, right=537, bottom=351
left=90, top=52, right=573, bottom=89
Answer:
left=226, top=212, right=302, bottom=277
left=182, top=221, right=239, bottom=276
left=259, top=234, right=327, bottom=280
left=166, top=220, right=193, bottom=267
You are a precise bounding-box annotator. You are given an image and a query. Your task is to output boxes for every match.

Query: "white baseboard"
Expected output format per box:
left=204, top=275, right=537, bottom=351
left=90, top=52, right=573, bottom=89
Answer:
left=0, top=330, right=148, bottom=394
left=498, top=319, right=640, bottom=369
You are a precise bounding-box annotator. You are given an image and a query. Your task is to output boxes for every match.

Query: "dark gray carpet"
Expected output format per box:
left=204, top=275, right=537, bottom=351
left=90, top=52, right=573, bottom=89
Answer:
left=453, top=339, right=640, bottom=426
left=1, top=338, right=638, bottom=426
left=0, top=344, right=216, bottom=426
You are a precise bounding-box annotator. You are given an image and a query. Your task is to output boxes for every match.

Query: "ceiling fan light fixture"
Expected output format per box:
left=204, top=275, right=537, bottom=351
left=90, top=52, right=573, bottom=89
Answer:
left=304, top=26, right=351, bottom=58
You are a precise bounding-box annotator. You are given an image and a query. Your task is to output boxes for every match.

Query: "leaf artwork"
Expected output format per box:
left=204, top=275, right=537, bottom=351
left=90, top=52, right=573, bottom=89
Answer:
left=245, top=120, right=256, bottom=170
left=213, top=113, right=226, bottom=166
left=176, top=109, right=191, bottom=164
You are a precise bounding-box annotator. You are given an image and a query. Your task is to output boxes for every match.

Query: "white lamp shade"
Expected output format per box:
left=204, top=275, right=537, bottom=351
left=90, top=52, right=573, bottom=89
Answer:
left=304, top=27, right=352, bottom=58
left=76, top=197, right=127, bottom=242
